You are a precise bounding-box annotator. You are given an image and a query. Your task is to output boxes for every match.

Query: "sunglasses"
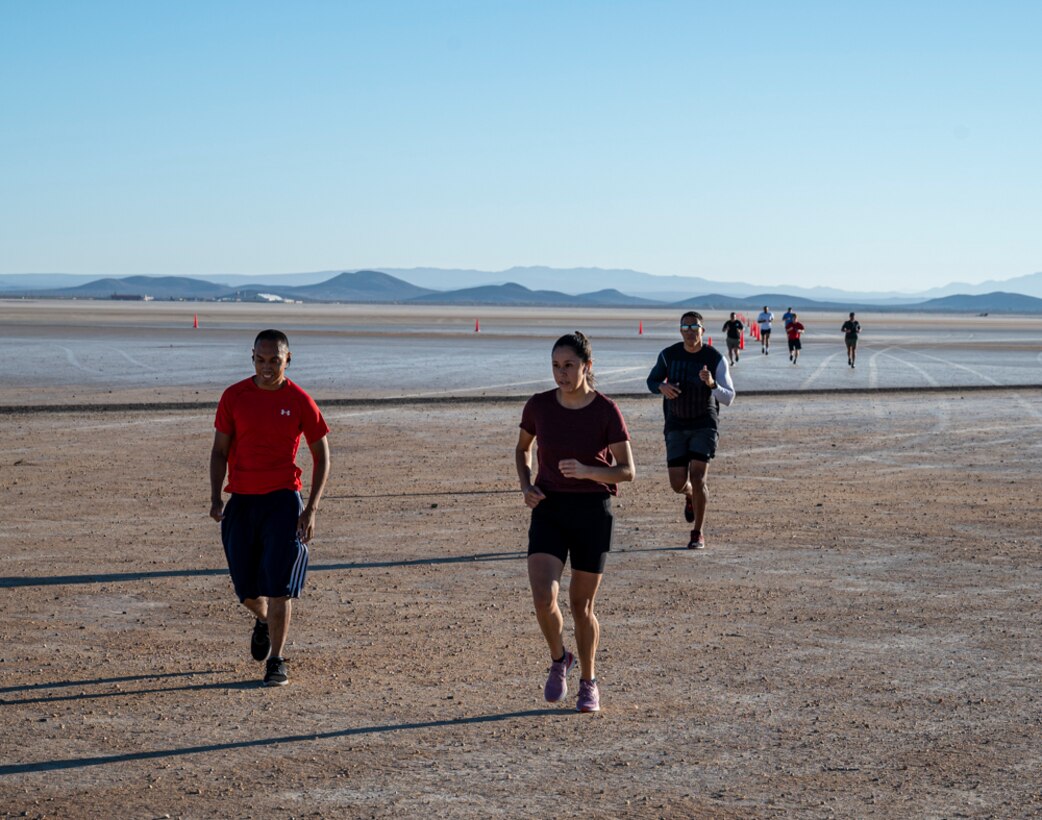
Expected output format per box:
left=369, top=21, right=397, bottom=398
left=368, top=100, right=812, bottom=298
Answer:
left=680, top=323, right=703, bottom=331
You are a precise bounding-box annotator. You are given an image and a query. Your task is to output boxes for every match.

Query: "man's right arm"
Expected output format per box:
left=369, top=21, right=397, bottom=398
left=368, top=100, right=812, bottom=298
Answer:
left=647, top=350, right=679, bottom=397
left=209, top=431, right=231, bottom=521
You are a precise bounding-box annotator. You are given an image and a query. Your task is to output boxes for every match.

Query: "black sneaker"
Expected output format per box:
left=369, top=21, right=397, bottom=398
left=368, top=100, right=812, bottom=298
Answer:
left=264, top=657, right=288, bottom=686
left=251, top=619, right=270, bottom=661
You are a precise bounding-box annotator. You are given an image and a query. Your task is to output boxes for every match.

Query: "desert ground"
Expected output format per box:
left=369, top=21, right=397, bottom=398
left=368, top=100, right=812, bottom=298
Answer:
left=2, top=303, right=1042, bottom=818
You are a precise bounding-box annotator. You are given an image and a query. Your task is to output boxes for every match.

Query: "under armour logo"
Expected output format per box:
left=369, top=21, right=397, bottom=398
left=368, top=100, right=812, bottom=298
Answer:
left=281, top=409, right=291, bottom=416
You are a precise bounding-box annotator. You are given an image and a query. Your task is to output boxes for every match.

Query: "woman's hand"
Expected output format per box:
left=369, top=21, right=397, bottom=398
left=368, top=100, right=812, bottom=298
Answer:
left=522, top=484, right=546, bottom=509
left=558, top=459, right=590, bottom=480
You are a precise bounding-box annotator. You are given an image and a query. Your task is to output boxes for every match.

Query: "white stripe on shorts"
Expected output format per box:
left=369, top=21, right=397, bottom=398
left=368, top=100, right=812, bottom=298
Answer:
left=288, top=540, right=309, bottom=598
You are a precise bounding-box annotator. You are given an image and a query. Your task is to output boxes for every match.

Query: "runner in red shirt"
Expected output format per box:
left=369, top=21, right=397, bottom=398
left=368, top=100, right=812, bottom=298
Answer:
left=786, top=313, right=806, bottom=365
left=209, top=329, right=330, bottom=686
left=515, top=331, right=635, bottom=713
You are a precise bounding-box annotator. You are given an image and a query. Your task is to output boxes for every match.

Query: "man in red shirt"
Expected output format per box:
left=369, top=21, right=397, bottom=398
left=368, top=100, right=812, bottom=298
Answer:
left=209, top=329, right=331, bottom=686
left=786, top=313, right=806, bottom=365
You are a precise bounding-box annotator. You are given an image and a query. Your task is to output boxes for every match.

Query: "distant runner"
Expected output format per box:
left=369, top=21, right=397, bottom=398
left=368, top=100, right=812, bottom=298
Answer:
left=516, top=331, right=635, bottom=713
left=782, top=307, right=796, bottom=328
left=841, top=312, right=861, bottom=368
left=647, top=311, right=736, bottom=550
left=757, top=306, right=775, bottom=355
left=721, top=312, right=744, bottom=366
left=786, top=313, right=806, bottom=365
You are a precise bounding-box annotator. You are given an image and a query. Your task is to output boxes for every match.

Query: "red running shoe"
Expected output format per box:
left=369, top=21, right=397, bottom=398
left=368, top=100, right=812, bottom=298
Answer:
left=687, top=530, right=706, bottom=550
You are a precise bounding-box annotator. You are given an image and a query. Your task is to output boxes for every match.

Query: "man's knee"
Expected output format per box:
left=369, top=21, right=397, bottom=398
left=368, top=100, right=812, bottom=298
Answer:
left=667, top=465, right=690, bottom=492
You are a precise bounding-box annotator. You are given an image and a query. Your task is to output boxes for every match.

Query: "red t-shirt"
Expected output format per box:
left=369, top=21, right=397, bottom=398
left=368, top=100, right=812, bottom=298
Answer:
left=786, top=321, right=805, bottom=340
left=519, top=389, right=630, bottom=495
left=215, top=377, right=330, bottom=495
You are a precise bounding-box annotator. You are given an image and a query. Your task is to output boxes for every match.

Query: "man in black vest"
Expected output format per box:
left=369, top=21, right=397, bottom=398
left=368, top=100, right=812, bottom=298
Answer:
left=647, top=311, right=736, bottom=550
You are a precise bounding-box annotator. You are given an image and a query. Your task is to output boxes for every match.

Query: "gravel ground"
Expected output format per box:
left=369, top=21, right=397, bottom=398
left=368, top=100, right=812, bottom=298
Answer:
left=2, top=388, right=1041, bottom=818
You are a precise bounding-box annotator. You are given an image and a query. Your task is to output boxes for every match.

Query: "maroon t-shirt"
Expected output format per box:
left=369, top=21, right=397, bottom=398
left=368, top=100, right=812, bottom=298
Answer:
left=519, top=389, right=630, bottom=495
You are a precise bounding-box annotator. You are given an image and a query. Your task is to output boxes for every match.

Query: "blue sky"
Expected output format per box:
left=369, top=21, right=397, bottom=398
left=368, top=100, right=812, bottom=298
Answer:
left=1, top=1, right=1039, bottom=291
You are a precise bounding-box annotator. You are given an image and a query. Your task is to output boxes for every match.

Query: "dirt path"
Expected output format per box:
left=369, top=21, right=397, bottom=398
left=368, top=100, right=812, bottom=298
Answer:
left=2, top=390, right=1041, bottom=817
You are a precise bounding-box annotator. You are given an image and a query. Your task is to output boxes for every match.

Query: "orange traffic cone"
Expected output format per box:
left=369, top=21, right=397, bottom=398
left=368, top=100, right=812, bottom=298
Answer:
left=706, top=336, right=713, bottom=347
left=638, top=321, right=643, bottom=335
left=475, top=319, right=480, bottom=332
left=739, top=332, right=745, bottom=350
left=193, top=313, right=198, bottom=329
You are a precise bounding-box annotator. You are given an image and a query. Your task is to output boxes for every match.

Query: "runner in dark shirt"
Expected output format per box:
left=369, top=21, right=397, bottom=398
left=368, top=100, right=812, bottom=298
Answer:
left=515, top=331, right=635, bottom=713
left=721, top=312, right=744, bottom=366
left=841, top=312, right=861, bottom=368
left=646, top=311, right=736, bottom=550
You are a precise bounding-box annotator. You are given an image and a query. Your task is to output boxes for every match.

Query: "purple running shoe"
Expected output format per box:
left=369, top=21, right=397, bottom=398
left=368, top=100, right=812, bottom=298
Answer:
left=576, top=679, right=600, bottom=713
left=543, top=650, right=575, bottom=703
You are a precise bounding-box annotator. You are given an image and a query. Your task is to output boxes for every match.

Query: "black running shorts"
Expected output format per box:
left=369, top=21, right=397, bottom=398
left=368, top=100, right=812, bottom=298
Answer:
left=665, top=427, right=718, bottom=467
left=528, top=492, right=614, bottom=574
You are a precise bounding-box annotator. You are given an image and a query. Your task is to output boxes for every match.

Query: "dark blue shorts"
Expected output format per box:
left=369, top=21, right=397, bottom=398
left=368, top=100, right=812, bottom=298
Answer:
left=221, top=489, right=309, bottom=602
left=528, top=492, right=614, bottom=574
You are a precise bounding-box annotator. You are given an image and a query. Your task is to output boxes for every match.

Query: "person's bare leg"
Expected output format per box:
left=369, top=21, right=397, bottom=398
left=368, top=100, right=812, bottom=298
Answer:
left=267, top=596, right=291, bottom=658
left=242, top=597, right=268, bottom=622
left=528, top=554, right=566, bottom=659
left=569, top=570, right=603, bottom=681
left=689, top=460, right=710, bottom=533
left=668, top=465, right=691, bottom=501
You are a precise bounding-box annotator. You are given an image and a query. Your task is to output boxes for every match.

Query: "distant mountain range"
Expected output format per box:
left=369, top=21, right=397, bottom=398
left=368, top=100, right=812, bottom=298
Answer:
left=7, top=266, right=1042, bottom=301
left=359, top=266, right=1042, bottom=303
left=3, top=269, right=1042, bottom=313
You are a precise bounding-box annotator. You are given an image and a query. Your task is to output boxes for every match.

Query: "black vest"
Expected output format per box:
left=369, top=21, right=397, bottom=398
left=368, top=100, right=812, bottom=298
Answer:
left=660, top=342, right=722, bottom=432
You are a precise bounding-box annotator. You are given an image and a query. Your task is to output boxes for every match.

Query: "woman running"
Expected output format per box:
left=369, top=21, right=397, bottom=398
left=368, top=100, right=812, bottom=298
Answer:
left=515, top=331, right=635, bottom=712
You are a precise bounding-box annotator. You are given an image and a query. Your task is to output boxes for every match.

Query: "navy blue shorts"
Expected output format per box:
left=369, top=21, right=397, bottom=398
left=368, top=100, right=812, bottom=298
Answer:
left=221, top=489, right=309, bottom=602
left=528, top=492, right=614, bottom=574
